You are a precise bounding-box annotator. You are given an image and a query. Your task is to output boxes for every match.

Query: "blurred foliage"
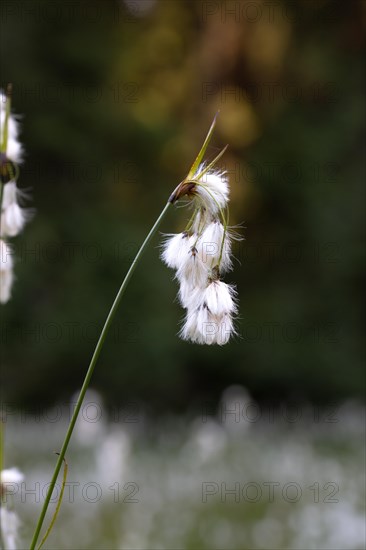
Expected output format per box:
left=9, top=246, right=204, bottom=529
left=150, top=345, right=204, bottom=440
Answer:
left=1, top=0, right=365, bottom=411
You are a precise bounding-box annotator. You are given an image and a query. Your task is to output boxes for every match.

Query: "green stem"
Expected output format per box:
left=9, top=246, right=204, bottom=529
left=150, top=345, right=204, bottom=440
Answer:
left=29, top=201, right=172, bottom=550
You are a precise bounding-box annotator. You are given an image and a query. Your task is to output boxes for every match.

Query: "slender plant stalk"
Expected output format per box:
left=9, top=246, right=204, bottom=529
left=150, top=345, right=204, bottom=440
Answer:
left=29, top=201, right=172, bottom=550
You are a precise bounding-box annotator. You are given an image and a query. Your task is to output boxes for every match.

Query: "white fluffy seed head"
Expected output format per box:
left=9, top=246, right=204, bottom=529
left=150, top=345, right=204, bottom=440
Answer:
left=1, top=203, right=27, bottom=237
left=2, top=181, right=17, bottom=209
left=193, top=165, right=229, bottom=215
left=180, top=305, right=236, bottom=345
left=5, top=137, right=23, bottom=164
left=1, top=181, right=30, bottom=237
left=202, top=280, right=237, bottom=316
left=161, top=232, right=191, bottom=270
left=215, top=313, right=236, bottom=345
left=180, top=305, right=212, bottom=345
left=0, top=265, right=14, bottom=303
left=177, top=277, right=195, bottom=309
left=0, top=240, right=14, bottom=303
left=195, top=220, right=232, bottom=272
left=196, top=220, right=223, bottom=267
left=175, top=238, right=208, bottom=290
left=179, top=306, right=200, bottom=342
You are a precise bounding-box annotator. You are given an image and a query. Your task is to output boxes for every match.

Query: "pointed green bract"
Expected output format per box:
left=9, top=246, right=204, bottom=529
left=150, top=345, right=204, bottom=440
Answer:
left=193, top=144, right=228, bottom=182
left=187, top=111, right=220, bottom=179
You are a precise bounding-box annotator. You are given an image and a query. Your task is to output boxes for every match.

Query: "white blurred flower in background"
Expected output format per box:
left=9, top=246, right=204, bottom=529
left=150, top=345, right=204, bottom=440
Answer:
left=0, top=89, right=31, bottom=304
left=1, top=467, right=24, bottom=550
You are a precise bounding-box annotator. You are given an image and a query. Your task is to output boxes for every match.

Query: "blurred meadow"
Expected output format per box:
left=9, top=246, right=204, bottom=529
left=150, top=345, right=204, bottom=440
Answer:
left=0, top=0, right=365, bottom=548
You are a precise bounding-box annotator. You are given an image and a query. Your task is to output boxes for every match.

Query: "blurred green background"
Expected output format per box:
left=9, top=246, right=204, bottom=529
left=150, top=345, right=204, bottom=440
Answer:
left=1, top=0, right=365, bottom=412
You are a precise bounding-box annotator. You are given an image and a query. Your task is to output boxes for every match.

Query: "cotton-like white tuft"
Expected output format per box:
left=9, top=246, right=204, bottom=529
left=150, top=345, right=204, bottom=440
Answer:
left=1, top=181, right=29, bottom=237
left=196, top=221, right=223, bottom=265
left=2, top=180, right=17, bottom=208
left=161, top=232, right=191, bottom=270
left=0, top=239, right=14, bottom=303
left=177, top=276, right=194, bottom=309
left=4, top=137, right=23, bottom=164
left=179, top=306, right=200, bottom=342
left=215, top=313, right=236, bottom=345
left=0, top=268, right=13, bottom=303
left=180, top=305, right=213, bottom=345
left=180, top=304, right=236, bottom=346
left=196, top=220, right=232, bottom=272
left=193, top=166, right=229, bottom=215
left=175, top=241, right=208, bottom=289
left=1, top=202, right=27, bottom=237
left=201, top=280, right=237, bottom=317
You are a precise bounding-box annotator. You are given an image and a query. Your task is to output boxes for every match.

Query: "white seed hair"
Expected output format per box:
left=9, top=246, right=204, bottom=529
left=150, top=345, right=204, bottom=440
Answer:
left=1, top=203, right=27, bottom=237
left=180, top=305, right=236, bottom=346
left=0, top=235, right=15, bottom=304
left=161, top=232, right=191, bottom=270
left=175, top=239, right=208, bottom=290
left=177, top=276, right=195, bottom=309
left=193, top=166, right=229, bottom=215
left=0, top=268, right=13, bottom=303
left=215, top=313, right=236, bottom=345
left=195, top=220, right=232, bottom=272
left=1, top=181, right=30, bottom=237
left=201, top=280, right=237, bottom=317
left=4, top=136, right=23, bottom=164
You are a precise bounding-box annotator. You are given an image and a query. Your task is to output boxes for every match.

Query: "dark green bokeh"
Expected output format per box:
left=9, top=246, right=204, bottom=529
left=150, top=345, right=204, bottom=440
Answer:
left=1, top=0, right=365, bottom=411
